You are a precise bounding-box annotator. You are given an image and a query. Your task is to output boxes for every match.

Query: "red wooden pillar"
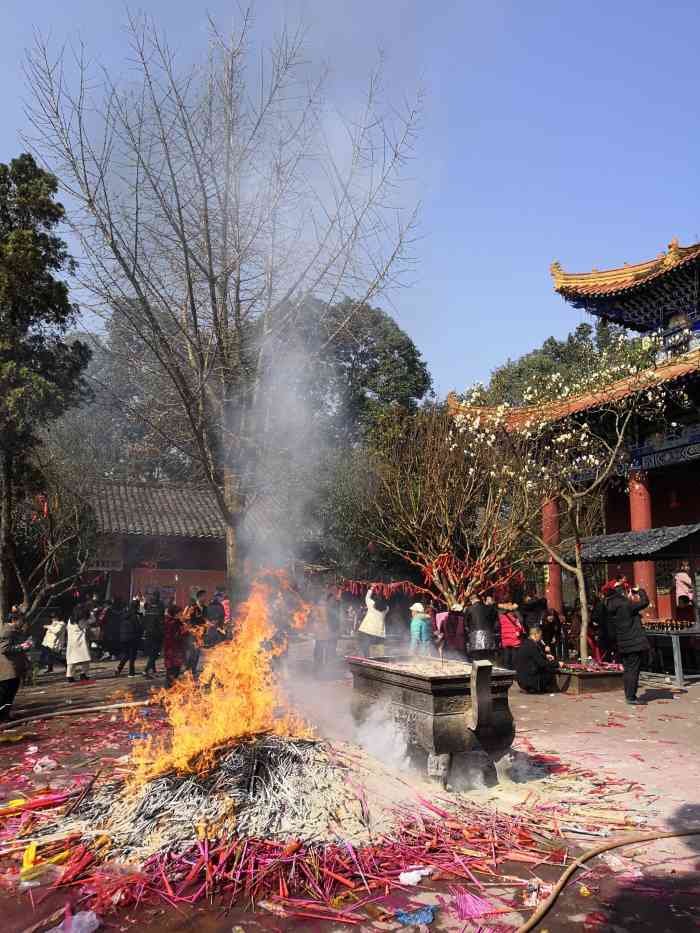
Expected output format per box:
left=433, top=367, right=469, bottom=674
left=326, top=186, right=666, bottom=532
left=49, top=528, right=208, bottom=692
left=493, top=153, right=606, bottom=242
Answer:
left=543, top=498, right=564, bottom=614
left=629, top=470, right=657, bottom=618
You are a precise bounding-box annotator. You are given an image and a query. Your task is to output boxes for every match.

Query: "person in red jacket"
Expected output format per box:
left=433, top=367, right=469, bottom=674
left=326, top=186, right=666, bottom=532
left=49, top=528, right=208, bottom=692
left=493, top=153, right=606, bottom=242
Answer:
left=499, top=604, right=525, bottom=670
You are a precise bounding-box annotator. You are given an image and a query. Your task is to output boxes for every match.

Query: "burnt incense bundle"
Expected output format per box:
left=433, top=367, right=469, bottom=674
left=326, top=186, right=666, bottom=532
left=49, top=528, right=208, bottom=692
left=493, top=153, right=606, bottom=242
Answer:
left=32, top=737, right=377, bottom=863
left=0, top=734, right=655, bottom=926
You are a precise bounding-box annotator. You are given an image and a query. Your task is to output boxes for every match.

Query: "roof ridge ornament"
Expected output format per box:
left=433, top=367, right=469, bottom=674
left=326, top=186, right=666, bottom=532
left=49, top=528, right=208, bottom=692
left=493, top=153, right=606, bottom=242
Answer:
left=550, top=260, right=563, bottom=286
left=661, top=236, right=682, bottom=269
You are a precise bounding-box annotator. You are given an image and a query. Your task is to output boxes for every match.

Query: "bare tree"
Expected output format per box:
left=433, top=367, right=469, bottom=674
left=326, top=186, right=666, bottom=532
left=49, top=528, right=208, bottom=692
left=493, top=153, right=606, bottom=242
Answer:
left=10, top=452, right=96, bottom=621
left=25, top=10, right=420, bottom=590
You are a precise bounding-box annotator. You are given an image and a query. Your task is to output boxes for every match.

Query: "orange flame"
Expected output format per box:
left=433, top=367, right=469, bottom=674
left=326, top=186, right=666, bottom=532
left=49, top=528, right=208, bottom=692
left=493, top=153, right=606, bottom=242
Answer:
left=259, top=567, right=311, bottom=632
left=131, top=577, right=312, bottom=782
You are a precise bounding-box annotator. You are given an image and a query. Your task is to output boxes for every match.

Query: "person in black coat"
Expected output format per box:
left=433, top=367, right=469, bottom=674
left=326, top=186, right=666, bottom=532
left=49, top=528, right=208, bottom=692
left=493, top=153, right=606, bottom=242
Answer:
left=515, top=625, right=561, bottom=693
left=520, top=594, right=548, bottom=633
left=605, top=584, right=649, bottom=705
left=465, top=595, right=498, bottom=661
left=115, top=599, right=142, bottom=677
left=143, top=591, right=165, bottom=678
left=203, top=594, right=226, bottom=648
left=100, top=600, right=122, bottom=660
left=541, top=609, right=566, bottom=659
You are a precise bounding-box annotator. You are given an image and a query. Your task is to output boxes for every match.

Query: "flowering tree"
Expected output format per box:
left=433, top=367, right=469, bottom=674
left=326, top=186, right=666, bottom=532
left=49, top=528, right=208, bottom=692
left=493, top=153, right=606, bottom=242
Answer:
left=453, top=333, right=682, bottom=657
left=482, top=320, right=653, bottom=406
left=356, top=408, right=535, bottom=607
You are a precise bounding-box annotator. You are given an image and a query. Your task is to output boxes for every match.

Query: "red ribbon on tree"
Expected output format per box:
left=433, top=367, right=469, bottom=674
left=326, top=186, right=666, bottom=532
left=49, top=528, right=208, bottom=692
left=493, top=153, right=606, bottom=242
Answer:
left=339, top=579, right=426, bottom=600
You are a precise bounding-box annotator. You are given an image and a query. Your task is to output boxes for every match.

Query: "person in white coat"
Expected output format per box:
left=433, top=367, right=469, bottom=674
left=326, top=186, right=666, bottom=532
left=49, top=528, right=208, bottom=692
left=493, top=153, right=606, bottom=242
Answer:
left=357, top=588, right=389, bottom=657
left=41, top=614, right=66, bottom=673
left=66, top=606, right=92, bottom=682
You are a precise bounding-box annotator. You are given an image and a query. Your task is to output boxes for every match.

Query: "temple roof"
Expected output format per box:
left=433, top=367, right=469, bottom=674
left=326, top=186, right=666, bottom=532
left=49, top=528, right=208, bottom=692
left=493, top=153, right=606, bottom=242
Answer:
left=551, top=238, right=700, bottom=298
left=87, top=480, right=288, bottom=543
left=447, top=348, right=700, bottom=430
left=90, top=481, right=226, bottom=539
left=579, top=523, right=700, bottom=562
left=551, top=238, right=700, bottom=331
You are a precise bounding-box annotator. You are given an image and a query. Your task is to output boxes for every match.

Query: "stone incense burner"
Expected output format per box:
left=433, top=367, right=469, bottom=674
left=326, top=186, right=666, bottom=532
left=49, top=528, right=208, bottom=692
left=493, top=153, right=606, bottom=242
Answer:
left=347, top=655, right=515, bottom=785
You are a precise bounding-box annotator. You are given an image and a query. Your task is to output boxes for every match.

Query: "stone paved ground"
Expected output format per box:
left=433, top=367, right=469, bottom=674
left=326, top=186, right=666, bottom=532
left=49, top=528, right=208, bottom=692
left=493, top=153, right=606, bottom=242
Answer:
left=1, top=660, right=699, bottom=931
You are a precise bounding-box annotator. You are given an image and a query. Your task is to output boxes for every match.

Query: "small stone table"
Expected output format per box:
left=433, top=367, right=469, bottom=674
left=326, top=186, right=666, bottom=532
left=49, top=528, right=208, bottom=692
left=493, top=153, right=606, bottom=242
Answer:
left=555, top=669, right=624, bottom=694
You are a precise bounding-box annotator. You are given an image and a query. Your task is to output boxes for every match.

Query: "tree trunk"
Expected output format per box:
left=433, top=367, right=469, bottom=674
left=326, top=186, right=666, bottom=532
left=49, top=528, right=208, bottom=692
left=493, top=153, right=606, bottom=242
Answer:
left=0, top=449, right=13, bottom=623
left=225, top=522, right=238, bottom=600
left=222, top=466, right=241, bottom=600
left=573, top=543, right=591, bottom=659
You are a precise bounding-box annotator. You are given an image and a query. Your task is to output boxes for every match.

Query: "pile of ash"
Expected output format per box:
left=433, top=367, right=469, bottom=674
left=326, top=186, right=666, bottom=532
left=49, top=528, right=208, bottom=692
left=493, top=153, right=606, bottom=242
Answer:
left=44, top=737, right=376, bottom=863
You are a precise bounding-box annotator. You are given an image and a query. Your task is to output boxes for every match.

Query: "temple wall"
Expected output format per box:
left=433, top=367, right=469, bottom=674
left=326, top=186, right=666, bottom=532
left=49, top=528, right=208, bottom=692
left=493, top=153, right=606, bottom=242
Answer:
left=605, top=462, right=700, bottom=533
left=604, top=461, right=700, bottom=618
left=105, top=535, right=227, bottom=604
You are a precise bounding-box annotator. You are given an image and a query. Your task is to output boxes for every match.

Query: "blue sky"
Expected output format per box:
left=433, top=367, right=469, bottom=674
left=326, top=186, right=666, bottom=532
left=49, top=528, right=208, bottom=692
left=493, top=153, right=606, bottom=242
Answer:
left=3, top=1, right=700, bottom=396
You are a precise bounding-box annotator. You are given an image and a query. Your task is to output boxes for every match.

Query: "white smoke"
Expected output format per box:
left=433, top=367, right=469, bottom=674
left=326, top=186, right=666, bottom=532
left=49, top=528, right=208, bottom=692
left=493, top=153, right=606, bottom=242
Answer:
left=352, top=699, right=411, bottom=772
left=281, top=668, right=411, bottom=771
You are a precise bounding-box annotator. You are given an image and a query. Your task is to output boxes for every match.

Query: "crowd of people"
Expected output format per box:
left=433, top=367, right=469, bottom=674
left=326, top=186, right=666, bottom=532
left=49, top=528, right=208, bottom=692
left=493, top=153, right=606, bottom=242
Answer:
left=351, top=580, right=660, bottom=705
left=0, top=588, right=233, bottom=721
left=0, top=567, right=693, bottom=723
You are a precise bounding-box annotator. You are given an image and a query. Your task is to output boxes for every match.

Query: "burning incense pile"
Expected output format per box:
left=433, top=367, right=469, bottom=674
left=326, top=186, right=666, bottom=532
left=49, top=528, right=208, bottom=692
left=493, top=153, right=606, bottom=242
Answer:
left=8, top=787, right=574, bottom=924
left=0, top=727, right=655, bottom=925
left=131, top=577, right=311, bottom=783
left=0, top=576, right=658, bottom=925
left=42, top=736, right=376, bottom=863
left=4, top=577, right=394, bottom=877
left=60, top=574, right=367, bottom=860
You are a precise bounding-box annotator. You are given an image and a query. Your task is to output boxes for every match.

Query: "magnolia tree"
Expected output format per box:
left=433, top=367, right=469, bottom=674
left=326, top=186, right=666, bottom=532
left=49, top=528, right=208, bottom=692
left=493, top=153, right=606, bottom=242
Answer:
left=454, top=332, right=683, bottom=657
left=356, top=408, right=536, bottom=607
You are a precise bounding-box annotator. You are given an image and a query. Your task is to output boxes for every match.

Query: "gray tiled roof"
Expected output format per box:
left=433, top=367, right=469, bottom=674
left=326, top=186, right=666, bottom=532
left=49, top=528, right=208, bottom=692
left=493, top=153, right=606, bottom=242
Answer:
left=580, top=523, right=700, bottom=561
left=90, top=481, right=226, bottom=539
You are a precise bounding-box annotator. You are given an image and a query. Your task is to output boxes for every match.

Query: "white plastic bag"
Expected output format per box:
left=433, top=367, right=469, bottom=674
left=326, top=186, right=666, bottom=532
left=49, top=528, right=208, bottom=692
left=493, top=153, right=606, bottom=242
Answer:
left=398, top=866, right=433, bottom=885
left=33, top=756, right=58, bottom=774
left=46, top=910, right=101, bottom=933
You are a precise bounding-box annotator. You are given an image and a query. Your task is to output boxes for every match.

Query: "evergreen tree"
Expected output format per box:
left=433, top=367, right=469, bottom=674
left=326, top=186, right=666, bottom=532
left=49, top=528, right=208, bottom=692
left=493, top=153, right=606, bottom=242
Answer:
left=0, top=153, right=90, bottom=619
left=483, top=321, right=653, bottom=406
